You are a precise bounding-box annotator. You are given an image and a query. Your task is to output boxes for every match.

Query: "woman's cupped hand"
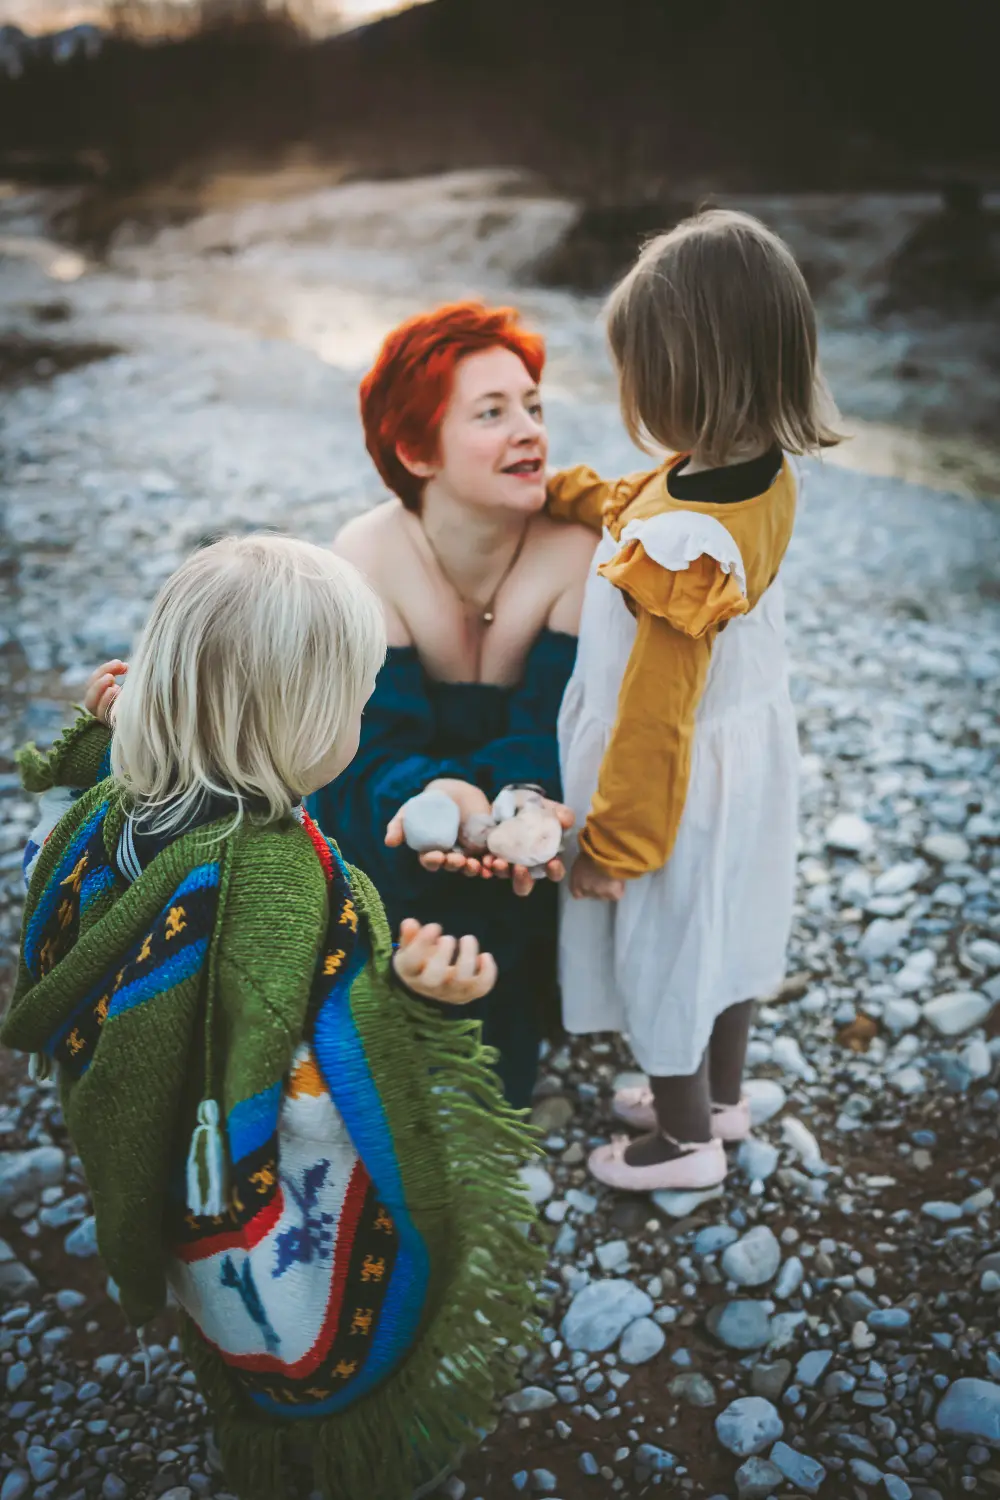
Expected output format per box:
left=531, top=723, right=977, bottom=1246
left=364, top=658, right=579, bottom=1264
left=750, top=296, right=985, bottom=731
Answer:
left=385, top=777, right=574, bottom=897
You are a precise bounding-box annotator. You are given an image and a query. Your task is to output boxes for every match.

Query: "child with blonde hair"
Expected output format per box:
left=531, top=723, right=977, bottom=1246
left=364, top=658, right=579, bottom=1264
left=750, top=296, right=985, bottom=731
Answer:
left=549, top=209, right=841, bottom=1192
left=3, top=534, right=541, bottom=1500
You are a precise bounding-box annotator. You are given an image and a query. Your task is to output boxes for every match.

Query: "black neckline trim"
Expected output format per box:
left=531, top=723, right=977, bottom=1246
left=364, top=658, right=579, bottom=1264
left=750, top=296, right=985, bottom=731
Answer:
left=667, top=447, right=783, bottom=504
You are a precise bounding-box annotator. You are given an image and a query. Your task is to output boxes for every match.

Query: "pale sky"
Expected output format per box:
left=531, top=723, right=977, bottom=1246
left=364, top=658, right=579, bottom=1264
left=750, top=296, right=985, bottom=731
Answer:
left=0, top=0, right=429, bottom=35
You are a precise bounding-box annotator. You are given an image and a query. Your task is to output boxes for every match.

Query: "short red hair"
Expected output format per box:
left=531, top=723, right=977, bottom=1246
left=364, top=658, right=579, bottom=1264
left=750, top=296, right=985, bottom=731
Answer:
left=359, top=300, right=546, bottom=512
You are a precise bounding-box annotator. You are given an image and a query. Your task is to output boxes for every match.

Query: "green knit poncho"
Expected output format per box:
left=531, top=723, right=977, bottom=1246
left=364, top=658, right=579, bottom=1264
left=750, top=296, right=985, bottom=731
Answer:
left=3, top=715, right=544, bottom=1500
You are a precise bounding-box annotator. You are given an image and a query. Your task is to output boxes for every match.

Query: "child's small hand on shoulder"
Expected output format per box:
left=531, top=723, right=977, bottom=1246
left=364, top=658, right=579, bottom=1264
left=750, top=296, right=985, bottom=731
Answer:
left=569, top=850, right=625, bottom=902
left=82, top=660, right=127, bottom=724
left=392, top=918, right=497, bottom=1005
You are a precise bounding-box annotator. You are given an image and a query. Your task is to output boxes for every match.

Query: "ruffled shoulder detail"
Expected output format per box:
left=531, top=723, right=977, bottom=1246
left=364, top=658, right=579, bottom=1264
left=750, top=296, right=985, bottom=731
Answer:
left=602, top=467, right=668, bottom=533
left=598, top=510, right=749, bottom=638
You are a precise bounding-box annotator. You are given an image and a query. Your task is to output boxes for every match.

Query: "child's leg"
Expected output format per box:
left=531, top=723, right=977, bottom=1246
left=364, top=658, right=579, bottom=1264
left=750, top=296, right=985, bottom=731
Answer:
left=622, top=1052, right=712, bottom=1167
left=708, top=999, right=754, bottom=1106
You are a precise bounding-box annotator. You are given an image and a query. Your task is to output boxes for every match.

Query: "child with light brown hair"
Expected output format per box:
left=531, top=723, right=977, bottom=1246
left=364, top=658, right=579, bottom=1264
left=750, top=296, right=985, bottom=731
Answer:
left=549, top=208, right=841, bottom=1192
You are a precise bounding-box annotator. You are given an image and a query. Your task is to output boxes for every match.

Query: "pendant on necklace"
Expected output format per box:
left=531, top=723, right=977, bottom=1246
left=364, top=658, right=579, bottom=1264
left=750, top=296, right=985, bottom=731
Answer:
left=482, top=610, right=495, bottom=626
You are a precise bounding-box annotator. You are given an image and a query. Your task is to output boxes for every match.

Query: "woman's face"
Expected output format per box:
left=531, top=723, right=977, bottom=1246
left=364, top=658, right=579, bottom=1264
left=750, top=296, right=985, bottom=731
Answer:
left=407, top=345, right=548, bottom=513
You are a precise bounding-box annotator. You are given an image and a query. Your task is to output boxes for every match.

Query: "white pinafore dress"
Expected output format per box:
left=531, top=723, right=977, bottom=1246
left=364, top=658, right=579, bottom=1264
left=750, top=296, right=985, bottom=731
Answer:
left=558, top=507, right=799, bottom=1077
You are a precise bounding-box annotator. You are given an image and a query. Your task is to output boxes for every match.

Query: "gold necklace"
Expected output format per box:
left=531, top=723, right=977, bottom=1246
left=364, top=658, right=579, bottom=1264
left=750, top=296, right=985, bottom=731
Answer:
left=420, top=517, right=530, bottom=627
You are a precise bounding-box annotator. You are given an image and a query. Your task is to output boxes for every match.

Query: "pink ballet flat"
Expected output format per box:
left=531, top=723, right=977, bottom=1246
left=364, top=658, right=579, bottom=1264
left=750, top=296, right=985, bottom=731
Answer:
left=613, top=1088, right=752, bottom=1143
left=587, top=1135, right=727, bottom=1193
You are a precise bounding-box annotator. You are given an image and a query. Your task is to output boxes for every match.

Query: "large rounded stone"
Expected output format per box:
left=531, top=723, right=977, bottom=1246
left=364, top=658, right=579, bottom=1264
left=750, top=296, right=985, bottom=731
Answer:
left=744, top=1079, right=786, bottom=1125
left=706, top=1300, right=772, bottom=1351
left=923, top=991, right=992, bottom=1037
left=561, top=1279, right=654, bottom=1353
left=401, top=790, right=460, bottom=853
left=721, top=1226, right=782, bottom=1288
left=619, top=1316, right=665, bottom=1365
left=715, top=1396, right=784, bottom=1457
left=935, top=1378, right=1000, bottom=1446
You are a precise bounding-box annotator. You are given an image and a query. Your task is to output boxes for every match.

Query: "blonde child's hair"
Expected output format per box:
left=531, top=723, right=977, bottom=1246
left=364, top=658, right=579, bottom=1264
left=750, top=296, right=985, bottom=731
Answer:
left=111, top=533, right=386, bottom=834
left=606, top=208, right=842, bottom=467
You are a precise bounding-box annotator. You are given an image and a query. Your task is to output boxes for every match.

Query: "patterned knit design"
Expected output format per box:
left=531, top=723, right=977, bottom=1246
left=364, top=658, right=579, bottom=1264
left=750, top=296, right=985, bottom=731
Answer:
left=4, top=715, right=544, bottom=1500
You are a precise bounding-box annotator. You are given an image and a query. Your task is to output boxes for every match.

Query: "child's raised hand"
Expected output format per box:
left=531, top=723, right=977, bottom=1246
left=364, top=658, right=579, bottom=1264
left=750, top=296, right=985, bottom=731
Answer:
left=569, top=849, right=625, bottom=902
left=82, top=661, right=127, bottom=725
left=392, top=918, right=497, bottom=1005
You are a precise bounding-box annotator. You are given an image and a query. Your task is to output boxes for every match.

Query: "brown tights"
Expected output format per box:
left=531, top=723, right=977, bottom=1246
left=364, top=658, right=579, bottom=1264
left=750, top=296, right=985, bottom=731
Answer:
left=623, top=999, right=754, bottom=1167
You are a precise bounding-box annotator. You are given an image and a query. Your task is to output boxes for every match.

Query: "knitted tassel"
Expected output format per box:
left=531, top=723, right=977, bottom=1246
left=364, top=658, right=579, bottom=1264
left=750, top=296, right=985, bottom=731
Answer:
left=28, top=1051, right=52, bottom=1083
left=186, top=1099, right=227, bottom=1216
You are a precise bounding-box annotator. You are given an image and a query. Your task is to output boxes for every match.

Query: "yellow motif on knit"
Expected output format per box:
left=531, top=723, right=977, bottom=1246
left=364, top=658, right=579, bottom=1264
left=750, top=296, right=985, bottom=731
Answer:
left=61, top=854, right=88, bottom=893
left=350, top=1308, right=373, bottom=1337
left=361, top=1255, right=386, bottom=1283
left=340, top=900, right=358, bottom=934
left=323, top=948, right=346, bottom=977
left=137, top=933, right=153, bottom=964
left=165, top=906, right=187, bottom=940
left=374, top=1207, right=393, bottom=1233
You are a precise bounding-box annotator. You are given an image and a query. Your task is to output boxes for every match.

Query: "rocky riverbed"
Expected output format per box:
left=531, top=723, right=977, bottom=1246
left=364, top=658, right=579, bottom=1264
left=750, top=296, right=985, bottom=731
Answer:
left=1, top=171, right=1000, bottom=1500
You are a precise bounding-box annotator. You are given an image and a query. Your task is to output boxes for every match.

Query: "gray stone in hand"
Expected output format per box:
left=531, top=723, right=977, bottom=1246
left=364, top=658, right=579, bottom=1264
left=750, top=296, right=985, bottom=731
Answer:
left=401, top=790, right=461, bottom=853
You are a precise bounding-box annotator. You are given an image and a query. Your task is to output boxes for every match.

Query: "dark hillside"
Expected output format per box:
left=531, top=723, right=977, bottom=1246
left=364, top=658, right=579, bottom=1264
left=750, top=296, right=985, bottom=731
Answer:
left=0, top=0, right=996, bottom=218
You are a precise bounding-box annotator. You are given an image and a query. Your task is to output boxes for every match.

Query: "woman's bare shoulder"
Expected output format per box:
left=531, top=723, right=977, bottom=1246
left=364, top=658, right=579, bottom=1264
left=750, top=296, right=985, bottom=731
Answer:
left=334, top=500, right=407, bottom=570
left=532, top=512, right=600, bottom=573
left=334, top=501, right=413, bottom=645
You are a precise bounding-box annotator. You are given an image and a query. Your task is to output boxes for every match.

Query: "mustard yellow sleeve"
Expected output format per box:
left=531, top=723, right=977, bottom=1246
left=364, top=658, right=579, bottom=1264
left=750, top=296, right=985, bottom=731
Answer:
left=547, top=465, right=661, bottom=534
left=578, top=609, right=714, bottom=879
left=599, top=547, right=749, bottom=637
left=577, top=546, right=748, bottom=880
left=546, top=465, right=614, bottom=532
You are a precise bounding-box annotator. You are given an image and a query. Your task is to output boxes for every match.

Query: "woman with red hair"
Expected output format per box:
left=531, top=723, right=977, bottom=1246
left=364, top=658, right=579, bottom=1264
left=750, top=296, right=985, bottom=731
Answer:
left=306, top=302, right=596, bottom=1108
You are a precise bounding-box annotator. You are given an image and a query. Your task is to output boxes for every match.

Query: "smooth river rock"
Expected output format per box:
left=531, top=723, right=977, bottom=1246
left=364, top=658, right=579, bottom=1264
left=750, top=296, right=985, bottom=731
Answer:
left=561, top=1279, right=654, bottom=1353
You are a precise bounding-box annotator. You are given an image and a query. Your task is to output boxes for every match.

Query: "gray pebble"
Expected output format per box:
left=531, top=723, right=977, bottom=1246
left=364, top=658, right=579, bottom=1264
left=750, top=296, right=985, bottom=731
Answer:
left=721, top=1226, right=782, bottom=1288
left=561, top=1280, right=653, bottom=1353
left=715, top=1396, right=784, bottom=1457
left=503, top=1386, right=557, bottom=1414
left=935, top=1378, right=1000, bottom=1445
left=796, top=1349, right=834, bottom=1387
left=770, top=1440, right=827, bottom=1494
left=64, top=1215, right=99, bottom=1258
left=618, top=1317, right=664, bottom=1365
left=706, top=1300, right=772, bottom=1351
left=734, top=1456, right=784, bottom=1500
